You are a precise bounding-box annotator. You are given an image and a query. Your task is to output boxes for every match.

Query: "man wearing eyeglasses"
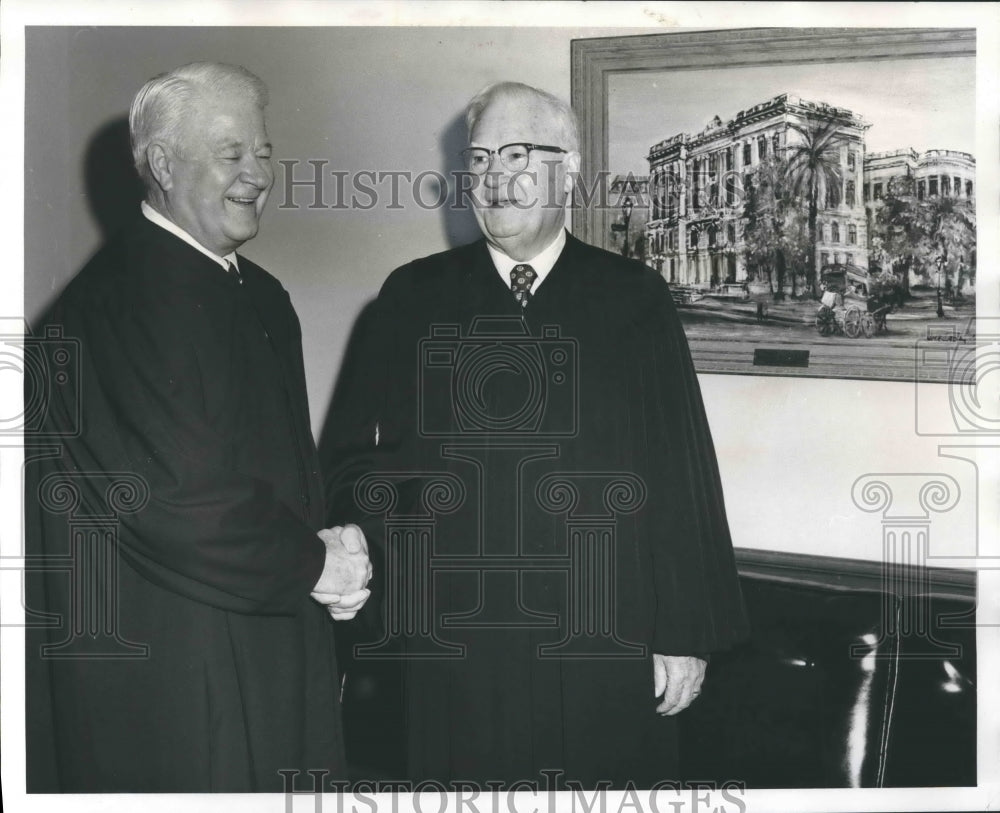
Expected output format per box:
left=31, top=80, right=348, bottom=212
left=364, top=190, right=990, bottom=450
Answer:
left=326, top=82, right=747, bottom=789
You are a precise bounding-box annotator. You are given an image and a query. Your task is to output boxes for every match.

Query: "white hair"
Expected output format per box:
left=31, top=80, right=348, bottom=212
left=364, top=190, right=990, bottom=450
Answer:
left=129, top=62, right=268, bottom=193
left=465, top=82, right=580, bottom=152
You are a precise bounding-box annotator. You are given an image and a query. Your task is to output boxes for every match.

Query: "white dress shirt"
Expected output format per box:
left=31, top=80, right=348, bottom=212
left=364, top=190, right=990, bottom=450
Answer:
left=487, top=229, right=566, bottom=292
left=141, top=201, right=240, bottom=273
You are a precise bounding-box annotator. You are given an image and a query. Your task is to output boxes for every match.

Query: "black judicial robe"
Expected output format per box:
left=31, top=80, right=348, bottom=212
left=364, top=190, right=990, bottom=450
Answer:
left=25, top=217, right=346, bottom=792
left=326, top=233, right=749, bottom=788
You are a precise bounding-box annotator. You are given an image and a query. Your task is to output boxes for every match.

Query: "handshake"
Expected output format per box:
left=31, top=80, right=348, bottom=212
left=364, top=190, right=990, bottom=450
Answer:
left=311, top=524, right=373, bottom=621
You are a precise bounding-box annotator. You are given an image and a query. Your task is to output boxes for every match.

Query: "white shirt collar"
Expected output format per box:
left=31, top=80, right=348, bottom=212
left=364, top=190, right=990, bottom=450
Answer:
left=141, top=201, right=239, bottom=272
left=487, top=229, right=566, bottom=291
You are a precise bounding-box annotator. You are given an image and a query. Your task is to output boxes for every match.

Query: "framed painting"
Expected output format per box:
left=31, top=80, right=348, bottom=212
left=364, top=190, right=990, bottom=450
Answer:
left=571, top=28, right=978, bottom=383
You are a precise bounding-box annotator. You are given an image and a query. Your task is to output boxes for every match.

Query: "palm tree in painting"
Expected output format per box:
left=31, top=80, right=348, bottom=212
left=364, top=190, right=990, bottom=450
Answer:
left=742, top=155, right=808, bottom=300
left=869, top=175, right=977, bottom=304
left=869, top=175, right=920, bottom=302
left=919, top=193, right=976, bottom=302
left=783, top=118, right=845, bottom=297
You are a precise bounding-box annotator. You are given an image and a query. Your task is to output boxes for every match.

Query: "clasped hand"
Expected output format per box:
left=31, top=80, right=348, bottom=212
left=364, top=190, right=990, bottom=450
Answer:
left=653, top=654, right=706, bottom=716
left=311, top=524, right=372, bottom=620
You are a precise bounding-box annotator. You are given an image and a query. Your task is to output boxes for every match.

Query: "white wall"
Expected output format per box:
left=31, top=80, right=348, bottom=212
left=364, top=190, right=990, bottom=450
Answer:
left=24, top=26, right=984, bottom=564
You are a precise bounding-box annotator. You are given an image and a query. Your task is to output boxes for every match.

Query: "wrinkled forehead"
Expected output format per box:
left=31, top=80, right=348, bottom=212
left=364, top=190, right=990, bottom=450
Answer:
left=470, top=94, right=566, bottom=147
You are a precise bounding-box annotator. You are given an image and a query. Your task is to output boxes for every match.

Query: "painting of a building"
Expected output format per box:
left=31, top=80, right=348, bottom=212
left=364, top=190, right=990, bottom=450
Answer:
left=864, top=147, right=976, bottom=294
left=640, top=93, right=975, bottom=293
left=644, top=93, right=870, bottom=289
left=606, top=174, right=649, bottom=261
left=865, top=148, right=975, bottom=205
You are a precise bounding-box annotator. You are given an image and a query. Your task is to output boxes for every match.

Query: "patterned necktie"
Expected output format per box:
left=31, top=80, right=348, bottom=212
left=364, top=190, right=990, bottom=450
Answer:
left=225, top=259, right=243, bottom=285
left=510, top=264, right=537, bottom=310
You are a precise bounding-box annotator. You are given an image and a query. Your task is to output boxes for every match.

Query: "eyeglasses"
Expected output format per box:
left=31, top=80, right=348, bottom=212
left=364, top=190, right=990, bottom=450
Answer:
left=460, top=143, right=568, bottom=175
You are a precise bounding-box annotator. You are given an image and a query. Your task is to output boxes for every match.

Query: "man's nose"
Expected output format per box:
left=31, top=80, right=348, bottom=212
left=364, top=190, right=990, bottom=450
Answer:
left=241, top=154, right=273, bottom=188
left=482, top=153, right=509, bottom=188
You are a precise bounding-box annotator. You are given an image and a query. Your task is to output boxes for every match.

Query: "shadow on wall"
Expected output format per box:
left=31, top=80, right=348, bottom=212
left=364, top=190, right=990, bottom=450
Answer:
left=317, top=297, right=380, bottom=472
left=85, top=116, right=145, bottom=244
left=317, top=107, right=484, bottom=488
left=439, top=110, right=482, bottom=251
left=30, top=116, right=144, bottom=327
left=313, top=109, right=485, bottom=780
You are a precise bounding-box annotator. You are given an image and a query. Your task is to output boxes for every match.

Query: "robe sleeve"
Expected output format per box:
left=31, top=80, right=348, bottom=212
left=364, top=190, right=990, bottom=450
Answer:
left=320, top=274, right=422, bottom=636
left=321, top=297, right=388, bottom=522
left=45, top=281, right=325, bottom=616
left=642, top=276, right=750, bottom=654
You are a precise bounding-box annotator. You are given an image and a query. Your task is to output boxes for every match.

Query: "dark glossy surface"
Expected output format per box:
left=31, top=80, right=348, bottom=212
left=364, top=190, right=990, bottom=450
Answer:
left=680, top=574, right=976, bottom=788
left=340, top=559, right=976, bottom=788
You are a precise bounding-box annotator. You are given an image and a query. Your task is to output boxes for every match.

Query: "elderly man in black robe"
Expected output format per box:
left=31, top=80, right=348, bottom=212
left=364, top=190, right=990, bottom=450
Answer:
left=25, top=62, right=371, bottom=792
left=326, top=82, right=749, bottom=790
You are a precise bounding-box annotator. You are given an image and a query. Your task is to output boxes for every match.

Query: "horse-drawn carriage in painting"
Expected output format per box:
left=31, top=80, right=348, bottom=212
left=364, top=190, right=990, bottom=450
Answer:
left=815, top=264, right=893, bottom=338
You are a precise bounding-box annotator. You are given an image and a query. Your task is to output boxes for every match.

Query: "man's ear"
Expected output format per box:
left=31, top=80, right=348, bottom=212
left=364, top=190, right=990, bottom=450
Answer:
left=147, top=143, right=173, bottom=193
left=563, top=150, right=581, bottom=195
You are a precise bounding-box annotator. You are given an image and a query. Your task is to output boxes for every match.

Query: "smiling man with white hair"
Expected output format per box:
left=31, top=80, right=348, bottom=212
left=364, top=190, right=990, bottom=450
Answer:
left=26, top=61, right=369, bottom=792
